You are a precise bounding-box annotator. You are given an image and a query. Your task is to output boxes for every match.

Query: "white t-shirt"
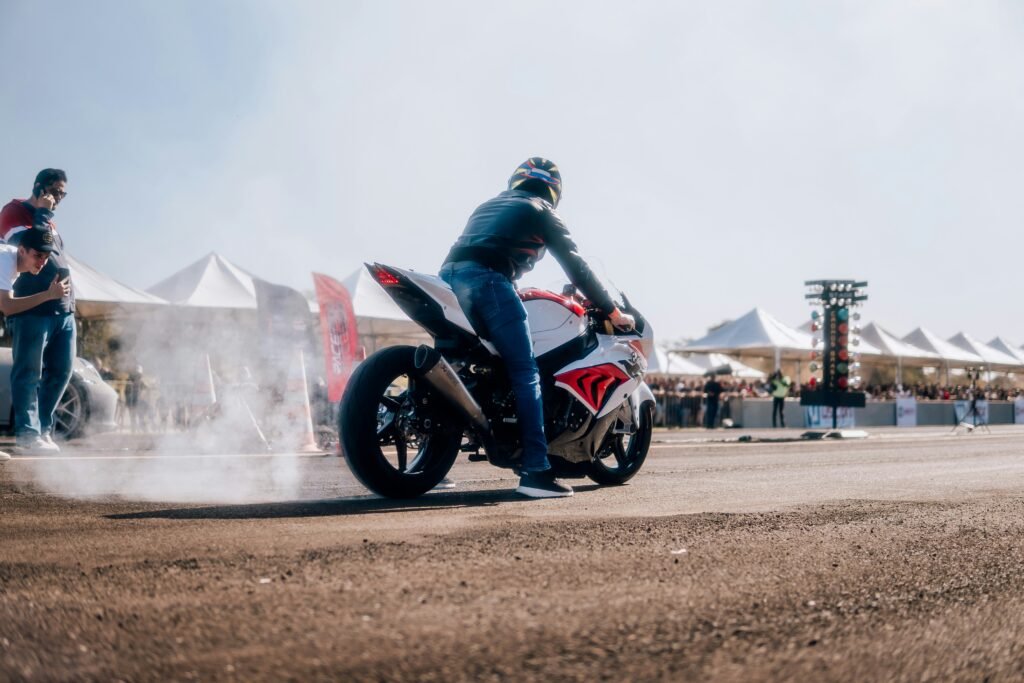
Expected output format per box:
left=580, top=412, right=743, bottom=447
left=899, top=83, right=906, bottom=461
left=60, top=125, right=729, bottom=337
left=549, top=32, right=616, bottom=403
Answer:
left=0, top=244, right=18, bottom=292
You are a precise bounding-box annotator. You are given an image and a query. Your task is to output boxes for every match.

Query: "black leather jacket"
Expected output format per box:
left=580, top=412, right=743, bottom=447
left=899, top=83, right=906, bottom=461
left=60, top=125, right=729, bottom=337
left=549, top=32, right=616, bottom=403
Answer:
left=443, top=190, right=616, bottom=314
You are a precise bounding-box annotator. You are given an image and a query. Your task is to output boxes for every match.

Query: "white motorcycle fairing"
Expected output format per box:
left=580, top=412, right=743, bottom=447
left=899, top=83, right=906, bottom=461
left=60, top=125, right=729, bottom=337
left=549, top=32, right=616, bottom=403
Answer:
left=553, top=332, right=650, bottom=418
left=370, top=262, right=655, bottom=419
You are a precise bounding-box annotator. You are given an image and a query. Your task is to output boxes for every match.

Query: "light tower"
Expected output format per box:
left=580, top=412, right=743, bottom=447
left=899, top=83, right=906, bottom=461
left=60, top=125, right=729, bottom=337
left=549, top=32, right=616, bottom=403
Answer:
left=800, top=280, right=868, bottom=430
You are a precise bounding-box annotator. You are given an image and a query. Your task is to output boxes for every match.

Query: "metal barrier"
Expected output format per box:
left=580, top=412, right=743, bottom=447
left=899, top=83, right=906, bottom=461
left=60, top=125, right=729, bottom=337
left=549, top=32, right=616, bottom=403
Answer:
left=653, top=393, right=704, bottom=428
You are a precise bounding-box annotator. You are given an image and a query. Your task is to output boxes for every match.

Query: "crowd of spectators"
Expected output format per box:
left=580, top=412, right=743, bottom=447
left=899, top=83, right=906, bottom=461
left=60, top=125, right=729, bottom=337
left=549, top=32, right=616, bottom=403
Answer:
left=862, top=383, right=1024, bottom=402
left=649, top=375, right=1024, bottom=429
left=648, top=377, right=786, bottom=428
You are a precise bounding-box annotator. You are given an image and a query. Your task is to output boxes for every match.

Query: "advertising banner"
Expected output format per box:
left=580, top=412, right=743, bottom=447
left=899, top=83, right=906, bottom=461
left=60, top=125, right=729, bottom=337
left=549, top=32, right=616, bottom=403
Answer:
left=895, top=397, right=917, bottom=427
left=954, top=400, right=989, bottom=425
left=803, top=405, right=856, bottom=429
left=313, top=273, right=360, bottom=402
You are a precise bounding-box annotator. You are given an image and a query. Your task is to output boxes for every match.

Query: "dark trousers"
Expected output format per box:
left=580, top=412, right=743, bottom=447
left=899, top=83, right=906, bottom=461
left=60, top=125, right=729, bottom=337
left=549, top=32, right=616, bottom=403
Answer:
left=704, top=399, right=718, bottom=428
left=440, top=261, right=549, bottom=473
left=772, top=396, right=785, bottom=428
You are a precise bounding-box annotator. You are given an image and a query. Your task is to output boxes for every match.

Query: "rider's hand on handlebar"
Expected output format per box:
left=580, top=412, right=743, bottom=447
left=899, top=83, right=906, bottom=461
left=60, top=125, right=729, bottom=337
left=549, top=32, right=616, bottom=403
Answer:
left=609, top=308, right=636, bottom=332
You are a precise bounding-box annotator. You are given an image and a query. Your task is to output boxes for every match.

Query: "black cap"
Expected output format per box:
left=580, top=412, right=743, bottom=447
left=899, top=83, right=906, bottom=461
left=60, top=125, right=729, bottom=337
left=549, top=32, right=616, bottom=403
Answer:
left=18, top=228, right=57, bottom=254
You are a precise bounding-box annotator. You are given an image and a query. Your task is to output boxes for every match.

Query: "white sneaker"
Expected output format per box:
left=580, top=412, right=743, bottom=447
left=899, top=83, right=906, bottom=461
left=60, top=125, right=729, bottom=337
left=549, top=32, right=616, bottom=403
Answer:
left=15, top=437, right=61, bottom=455
left=0, top=451, right=10, bottom=462
left=41, top=434, right=61, bottom=452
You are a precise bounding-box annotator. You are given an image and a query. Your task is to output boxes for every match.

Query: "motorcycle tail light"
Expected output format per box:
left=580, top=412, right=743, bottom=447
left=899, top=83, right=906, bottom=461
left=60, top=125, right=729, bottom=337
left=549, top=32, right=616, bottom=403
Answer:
left=373, top=266, right=400, bottom=287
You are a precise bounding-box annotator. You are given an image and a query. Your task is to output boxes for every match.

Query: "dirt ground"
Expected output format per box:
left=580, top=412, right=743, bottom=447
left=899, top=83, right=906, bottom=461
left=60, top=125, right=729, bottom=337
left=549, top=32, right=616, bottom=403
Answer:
left=2, top=427, right=1023, bottom=682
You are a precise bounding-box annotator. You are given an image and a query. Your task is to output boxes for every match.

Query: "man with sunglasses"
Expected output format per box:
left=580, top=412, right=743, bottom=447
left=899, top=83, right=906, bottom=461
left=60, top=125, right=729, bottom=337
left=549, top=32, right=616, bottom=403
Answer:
left=440, top=157, right=635, bottom=498
left=0, top=169, right=77, bottom=453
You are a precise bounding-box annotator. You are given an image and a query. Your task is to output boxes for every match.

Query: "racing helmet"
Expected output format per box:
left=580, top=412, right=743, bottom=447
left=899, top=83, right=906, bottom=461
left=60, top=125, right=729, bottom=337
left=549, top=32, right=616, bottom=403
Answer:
left=508, top=157, right=562, bottom=206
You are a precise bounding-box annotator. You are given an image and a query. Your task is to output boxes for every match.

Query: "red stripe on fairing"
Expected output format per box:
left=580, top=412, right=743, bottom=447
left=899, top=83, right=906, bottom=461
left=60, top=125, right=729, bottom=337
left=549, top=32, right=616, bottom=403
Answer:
left=519, top=288, right=585, bottom=317
left=555, top=363, right=630, bottom=413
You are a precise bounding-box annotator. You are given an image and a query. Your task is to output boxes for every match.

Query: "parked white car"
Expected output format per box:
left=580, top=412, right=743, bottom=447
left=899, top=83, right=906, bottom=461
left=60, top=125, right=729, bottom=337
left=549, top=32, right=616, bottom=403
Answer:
left=0, top=349, right=119, bottom=439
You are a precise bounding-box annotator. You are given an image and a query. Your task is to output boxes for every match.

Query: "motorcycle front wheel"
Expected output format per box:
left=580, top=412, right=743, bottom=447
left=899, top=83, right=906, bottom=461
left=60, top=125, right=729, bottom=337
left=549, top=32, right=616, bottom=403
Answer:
left=339, top=345, right=462, bottom=498
left=586, top=401, right=654, bottom=486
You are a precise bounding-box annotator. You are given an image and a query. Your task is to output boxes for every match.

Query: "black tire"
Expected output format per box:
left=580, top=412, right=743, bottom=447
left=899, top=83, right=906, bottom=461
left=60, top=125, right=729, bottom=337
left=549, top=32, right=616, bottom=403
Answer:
left=586, top=401, right=653, bottom=486
left=339, top=346, right=462, bottom=498
left=54, top=380, right=89, bottom=440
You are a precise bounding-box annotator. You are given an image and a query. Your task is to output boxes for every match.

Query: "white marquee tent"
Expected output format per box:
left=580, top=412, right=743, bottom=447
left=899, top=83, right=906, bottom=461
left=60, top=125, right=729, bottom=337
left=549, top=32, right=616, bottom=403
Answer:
left=67, top=254, right=167, bottom=317
left=147, top=252, right=262, bottom=309
left=859, top=322, right=940, bottom=383
left=948, top=332, right=1023, bottom=371
left=987, top=337, right=1024, bottom=365
left=902, top=327, right=984, bottom=365
left=648, top=347, right=706, bottom=376
left=146, top=254, right=428, bottom=355
left=859, top=323, right=938, bottom=364
left=680, top=308, right=813, bottom=367
left=684, top=352, right=767, bottom=379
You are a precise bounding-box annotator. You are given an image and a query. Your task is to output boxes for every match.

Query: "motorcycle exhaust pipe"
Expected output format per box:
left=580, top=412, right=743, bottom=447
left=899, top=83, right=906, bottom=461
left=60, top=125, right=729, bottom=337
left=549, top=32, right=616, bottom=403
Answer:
left=413, top=345, right=497, bottom=454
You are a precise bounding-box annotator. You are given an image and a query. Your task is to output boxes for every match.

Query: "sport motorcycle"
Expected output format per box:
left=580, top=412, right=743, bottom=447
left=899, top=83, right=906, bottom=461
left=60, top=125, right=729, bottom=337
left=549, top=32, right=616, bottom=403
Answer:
left=339, top=263, right=656, bottom=498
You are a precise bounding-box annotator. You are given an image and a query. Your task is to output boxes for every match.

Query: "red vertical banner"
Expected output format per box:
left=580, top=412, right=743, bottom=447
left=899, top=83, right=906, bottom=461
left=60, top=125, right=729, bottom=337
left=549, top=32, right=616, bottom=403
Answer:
left=313, top=273, right=360, bottom=402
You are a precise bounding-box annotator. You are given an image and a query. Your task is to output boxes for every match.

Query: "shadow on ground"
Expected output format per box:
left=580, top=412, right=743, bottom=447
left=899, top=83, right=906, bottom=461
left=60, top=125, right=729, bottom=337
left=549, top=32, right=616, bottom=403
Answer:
left=106, top=485, right=601, bottom=520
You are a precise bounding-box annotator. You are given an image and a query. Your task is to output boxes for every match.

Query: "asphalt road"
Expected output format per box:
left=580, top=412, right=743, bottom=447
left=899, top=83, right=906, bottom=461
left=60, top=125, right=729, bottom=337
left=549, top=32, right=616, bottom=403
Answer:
left=2, top=426, right=1023, bottom=681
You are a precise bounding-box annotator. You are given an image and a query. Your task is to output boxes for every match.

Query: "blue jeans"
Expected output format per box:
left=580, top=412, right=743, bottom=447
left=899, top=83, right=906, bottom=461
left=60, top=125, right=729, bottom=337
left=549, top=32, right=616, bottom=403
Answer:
left=439, top=261, right=550, bottom=473
left=9, top=313, right=76, bottom=441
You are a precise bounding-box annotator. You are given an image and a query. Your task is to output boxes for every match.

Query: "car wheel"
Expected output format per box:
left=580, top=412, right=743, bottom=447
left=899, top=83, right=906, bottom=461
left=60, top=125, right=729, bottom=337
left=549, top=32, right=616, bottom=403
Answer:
left=54, top=380, right=89, bottom=440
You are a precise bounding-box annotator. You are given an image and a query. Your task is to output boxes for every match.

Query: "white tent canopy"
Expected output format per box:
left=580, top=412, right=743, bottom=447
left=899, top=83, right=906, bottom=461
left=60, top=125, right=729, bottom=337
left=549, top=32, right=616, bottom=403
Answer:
left=146, top=255, right=425, bottom=351
left=648, top=348, right=706, bottom=376
left=67, top=254, right=167, bottom=317
left=860, top=323, right=940, bottom=365
left=680, top=308, right=813, bottom=365
left=148, top=252, right=258, bottom=309
left=987, top=337, right=1024, bottom=365
left=948, top=333, right=1023, bottom=370
left=903, top=327, right=983, bottom=365
left=684, top=352, right=767, bottom=379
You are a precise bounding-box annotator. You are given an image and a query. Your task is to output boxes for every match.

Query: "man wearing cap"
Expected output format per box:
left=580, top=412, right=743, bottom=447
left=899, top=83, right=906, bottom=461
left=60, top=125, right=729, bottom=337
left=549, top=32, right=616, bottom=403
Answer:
left=0, top=169, right=76, bottom=454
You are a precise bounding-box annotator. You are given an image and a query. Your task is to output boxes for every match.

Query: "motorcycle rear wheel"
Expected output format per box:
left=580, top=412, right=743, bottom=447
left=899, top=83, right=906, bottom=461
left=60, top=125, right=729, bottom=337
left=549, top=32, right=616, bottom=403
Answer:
left=340, top=346, right=462, bottom=498
left=586, top=401, right=654, bottom=486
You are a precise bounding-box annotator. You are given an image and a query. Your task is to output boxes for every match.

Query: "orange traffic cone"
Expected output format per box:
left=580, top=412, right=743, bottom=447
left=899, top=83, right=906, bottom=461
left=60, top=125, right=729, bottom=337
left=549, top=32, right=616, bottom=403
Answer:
left=284, top=350, right=321, bottom=454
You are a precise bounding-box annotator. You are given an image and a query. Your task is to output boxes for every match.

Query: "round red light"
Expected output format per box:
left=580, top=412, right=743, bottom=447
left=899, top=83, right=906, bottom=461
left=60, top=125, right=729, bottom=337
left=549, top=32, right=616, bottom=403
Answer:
left=838, top=377, right=849, bottom=389
left=838, top=323, right=849, bottom=334
left=838, top=349, right=849, bottom=361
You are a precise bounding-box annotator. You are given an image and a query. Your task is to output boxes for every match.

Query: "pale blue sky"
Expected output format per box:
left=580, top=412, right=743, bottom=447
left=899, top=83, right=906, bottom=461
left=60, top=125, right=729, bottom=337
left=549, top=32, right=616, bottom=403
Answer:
left=2, top=1, right=1022, bottom=344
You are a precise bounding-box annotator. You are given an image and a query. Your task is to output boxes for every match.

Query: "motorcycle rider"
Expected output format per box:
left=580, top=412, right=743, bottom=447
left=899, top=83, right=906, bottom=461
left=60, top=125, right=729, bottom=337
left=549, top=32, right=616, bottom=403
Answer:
left=440, top=158, right=635, bottom=498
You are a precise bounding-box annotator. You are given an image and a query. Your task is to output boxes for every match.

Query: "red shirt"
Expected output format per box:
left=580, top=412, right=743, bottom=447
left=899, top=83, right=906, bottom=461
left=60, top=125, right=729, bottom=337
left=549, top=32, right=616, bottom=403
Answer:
left=0, top=199, right=54, bottom=242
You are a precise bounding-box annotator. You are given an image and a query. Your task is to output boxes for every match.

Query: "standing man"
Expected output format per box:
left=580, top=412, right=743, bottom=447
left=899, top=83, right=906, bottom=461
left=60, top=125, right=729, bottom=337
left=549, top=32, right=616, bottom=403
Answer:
left=0, top=169, right=76, bottom=453
left=703, top=373, right=723, bottom=429
left=768, top=370, right=792, bottom=428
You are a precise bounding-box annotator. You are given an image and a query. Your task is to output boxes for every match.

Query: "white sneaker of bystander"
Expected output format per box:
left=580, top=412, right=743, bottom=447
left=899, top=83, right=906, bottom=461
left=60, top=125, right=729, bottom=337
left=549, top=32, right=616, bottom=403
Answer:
left=15, top=437, right=60, bottom=455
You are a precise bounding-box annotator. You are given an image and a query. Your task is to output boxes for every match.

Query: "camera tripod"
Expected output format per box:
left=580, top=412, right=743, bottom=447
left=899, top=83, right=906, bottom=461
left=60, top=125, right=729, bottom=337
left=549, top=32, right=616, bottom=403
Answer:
left=952, top=373, right=990, bottom=435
